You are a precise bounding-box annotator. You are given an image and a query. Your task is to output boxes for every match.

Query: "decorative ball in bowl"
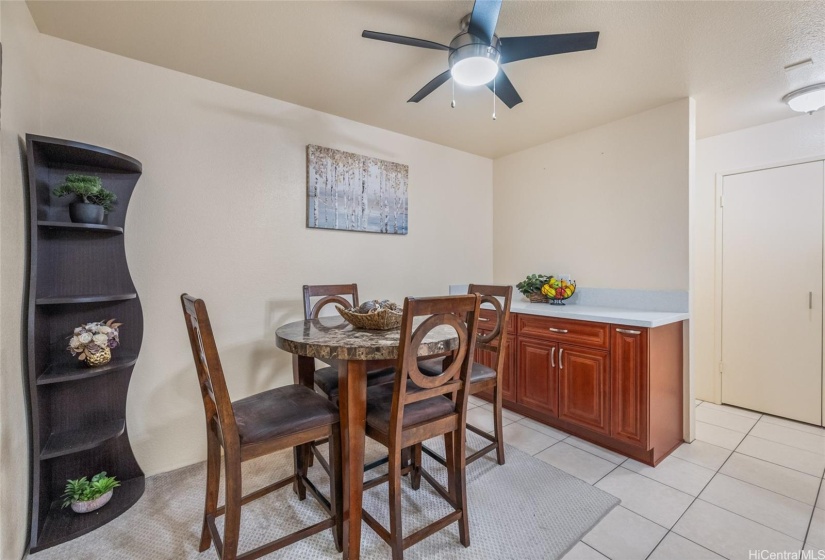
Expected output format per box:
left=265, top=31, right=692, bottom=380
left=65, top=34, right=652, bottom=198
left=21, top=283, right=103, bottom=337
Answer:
left=540, top=277, right=576, bottom=306
left=336, top=300, right=403, bottom=330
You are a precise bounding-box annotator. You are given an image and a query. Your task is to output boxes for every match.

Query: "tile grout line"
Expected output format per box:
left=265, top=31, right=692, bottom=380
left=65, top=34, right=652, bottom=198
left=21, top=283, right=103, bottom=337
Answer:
left=578, top=541, right=609, bottom=559
left=646, top=412, right=764, bottom=560
left=800, top=465, right=825, bottom=551
left=758, top=416, right=825, bottom=437
left=733, top=435, right=825, bottom=477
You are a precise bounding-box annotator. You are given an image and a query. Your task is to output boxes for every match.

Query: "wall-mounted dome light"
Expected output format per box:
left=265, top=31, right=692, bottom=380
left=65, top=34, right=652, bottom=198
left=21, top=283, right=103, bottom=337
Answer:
left=782, top=83, right=825, bottom=114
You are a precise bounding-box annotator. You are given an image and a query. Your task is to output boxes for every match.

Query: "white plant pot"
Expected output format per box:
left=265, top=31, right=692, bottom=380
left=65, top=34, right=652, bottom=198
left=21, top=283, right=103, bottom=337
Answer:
left=70, top=490, right=113, bottom=513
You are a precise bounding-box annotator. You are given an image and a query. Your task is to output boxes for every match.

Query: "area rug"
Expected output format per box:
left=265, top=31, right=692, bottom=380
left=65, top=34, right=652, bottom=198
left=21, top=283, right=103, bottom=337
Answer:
left=31, top=434, right=619, bottom=560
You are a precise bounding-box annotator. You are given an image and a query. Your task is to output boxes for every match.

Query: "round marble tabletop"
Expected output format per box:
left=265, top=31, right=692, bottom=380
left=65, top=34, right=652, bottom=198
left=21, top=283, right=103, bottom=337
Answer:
left=275, top=316, right=460, bottom=361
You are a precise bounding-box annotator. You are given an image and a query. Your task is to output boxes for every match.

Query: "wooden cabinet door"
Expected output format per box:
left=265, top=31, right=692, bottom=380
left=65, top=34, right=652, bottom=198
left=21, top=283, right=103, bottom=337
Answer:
left=558, top=345, right=610, bottom=434
left=517, top=338, right=557, bottom=416
left=500, top=334, right=517, bottom=403
left=610, top=327, right=649, bottom=448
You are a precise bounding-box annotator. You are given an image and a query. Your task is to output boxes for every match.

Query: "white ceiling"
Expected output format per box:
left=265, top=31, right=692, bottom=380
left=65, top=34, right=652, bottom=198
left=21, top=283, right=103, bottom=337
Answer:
left=26, top=1, right=825, bottom=158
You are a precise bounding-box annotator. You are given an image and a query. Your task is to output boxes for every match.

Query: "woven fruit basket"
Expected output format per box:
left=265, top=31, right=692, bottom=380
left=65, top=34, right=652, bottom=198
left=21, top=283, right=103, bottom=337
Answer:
left=336, top=305, right=403, bottom=330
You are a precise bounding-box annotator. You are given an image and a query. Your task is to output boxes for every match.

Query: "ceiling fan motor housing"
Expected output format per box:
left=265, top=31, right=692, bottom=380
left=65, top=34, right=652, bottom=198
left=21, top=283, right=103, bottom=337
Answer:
left=448, top=32, right=501, bottom=71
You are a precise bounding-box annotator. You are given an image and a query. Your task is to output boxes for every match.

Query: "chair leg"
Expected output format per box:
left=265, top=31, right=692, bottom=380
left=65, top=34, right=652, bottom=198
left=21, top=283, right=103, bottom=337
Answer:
left=293, top=443, right=307, bottom=501
left=452, top=428, right=470, bottom=547
left=410, top=443, right=422, bottom=490
left=329, top=424, right=344, bottom=553
left=493, top=385, right=506, bottom=465
left=401, top=446, right=411, bottom=472
left=388, top=448, right=404, bottom=560
left=199, top=429, right=221, bottom=552
left=222, top=455, right=243, bottom=560
left=444, top=431, right=456, bottom=500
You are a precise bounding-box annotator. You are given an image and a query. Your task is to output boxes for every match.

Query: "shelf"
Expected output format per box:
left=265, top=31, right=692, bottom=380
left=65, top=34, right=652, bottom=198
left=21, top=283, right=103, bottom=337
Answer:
left=38, top=221, right=123, bottom=234
left=35, top=293, right=137, bottom=305
left=31, top=476, right=145, bottom=553
left=28, top=134, right=142, bottom=174
left=37, top=355, right=138, bottom=385
left=40, top=419, right=126, bottom=460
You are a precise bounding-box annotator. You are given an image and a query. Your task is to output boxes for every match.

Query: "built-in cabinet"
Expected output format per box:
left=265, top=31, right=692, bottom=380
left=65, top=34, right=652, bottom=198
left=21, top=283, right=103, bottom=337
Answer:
left=479, top=309, right=684, bottom=466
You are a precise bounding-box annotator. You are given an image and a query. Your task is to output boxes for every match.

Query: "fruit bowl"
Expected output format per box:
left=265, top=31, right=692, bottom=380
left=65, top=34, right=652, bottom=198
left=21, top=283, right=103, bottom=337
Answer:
left=540, top=277, right=576, bottom=305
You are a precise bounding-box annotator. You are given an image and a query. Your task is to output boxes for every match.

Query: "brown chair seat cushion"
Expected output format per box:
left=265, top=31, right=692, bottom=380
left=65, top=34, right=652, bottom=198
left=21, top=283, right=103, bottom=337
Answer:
left=417, top=358, right=497, bottom=383
left=233, top=384, right=339, bottom=446
left=314, top=366, right=396, bottom=399
left=365, top=382, right=455, bottom=435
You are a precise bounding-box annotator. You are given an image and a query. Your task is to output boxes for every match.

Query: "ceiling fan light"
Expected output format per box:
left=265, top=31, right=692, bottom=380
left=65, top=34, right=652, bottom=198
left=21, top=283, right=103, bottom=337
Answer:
left=782, top=84, right=825, bottom=114
left=451, top=57, right=499, bottom=87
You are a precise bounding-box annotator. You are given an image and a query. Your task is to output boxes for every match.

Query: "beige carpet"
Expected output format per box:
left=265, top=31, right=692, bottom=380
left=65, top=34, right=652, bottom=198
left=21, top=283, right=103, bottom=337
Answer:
left=31, top=434, right=619, bottom=559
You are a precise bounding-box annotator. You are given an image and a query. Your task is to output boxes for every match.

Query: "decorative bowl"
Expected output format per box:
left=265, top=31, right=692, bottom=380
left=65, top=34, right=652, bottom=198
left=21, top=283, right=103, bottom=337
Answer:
left=336, top=305, right=403, bottom=330
left=70, top=490, right=113, bottom=513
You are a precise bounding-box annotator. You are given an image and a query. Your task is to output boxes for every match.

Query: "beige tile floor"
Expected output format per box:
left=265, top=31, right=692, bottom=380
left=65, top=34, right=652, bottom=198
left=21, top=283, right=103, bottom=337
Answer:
left=464, top=396, right=825, bottom=560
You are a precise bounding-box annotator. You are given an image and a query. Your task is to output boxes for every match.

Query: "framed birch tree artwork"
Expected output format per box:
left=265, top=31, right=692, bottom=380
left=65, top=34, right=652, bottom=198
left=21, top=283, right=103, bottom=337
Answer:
left=306, top=145, right=408, bottom=235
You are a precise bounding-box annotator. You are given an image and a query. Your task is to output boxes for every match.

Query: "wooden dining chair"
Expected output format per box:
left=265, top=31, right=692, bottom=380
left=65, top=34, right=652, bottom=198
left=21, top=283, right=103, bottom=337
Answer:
left=302, top=284, right=398, bottom=472
left=361, top=294, right=481, bottom=560
left=181, top=294, right=342, bottom=560
left=418, top=284, right=513, bottom=466
left=302, top=283, right=396, bottom=402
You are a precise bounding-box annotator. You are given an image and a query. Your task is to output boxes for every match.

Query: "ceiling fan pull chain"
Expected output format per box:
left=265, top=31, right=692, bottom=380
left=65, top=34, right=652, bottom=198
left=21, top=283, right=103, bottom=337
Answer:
left=492, top=77, right=497, bottom=120
left=451, top=79, right=456, bottom=108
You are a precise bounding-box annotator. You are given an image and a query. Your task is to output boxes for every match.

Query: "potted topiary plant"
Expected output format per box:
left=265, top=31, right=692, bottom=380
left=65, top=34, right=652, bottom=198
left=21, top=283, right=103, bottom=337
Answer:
left=52, top=174, right=117, bottom=224
left=62, top=472, right=120, bottom=513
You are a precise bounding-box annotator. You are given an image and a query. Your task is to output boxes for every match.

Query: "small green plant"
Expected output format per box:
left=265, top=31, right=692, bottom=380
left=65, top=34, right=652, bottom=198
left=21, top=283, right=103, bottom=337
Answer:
left=53, top=174, right=117, bottom=213
left=61, top=472, right=120, bottom=508
left=516, top=274, right=551, bottom=296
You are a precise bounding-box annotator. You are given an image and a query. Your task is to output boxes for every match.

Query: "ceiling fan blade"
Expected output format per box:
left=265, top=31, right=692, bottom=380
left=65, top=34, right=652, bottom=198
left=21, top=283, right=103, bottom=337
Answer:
left=487, top=70, right=523, bottom=109
left=362, top=30, right=450, bottom=51
left=499, top=31, right=600, bottom=64
left=467, top=0, right=503, bottom=45
left=408, top=70, right=452, bottom=103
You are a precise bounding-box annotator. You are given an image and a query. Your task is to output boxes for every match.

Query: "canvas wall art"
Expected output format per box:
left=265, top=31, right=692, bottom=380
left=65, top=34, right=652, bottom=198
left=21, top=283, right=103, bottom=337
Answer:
left=307, top=145, right=408, bottom=235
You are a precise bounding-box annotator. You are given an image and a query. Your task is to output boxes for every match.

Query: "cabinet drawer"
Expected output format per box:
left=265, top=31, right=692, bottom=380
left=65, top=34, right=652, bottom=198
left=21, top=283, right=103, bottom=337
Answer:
left=479, top=308, right=515, bottom=334
left=517, top=315, right=609, bottom=349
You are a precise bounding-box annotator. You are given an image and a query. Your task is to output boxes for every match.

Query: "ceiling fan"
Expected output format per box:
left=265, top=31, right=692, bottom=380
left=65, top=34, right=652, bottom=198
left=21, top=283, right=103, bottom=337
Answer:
left=362, top=0, right=599, bottom=112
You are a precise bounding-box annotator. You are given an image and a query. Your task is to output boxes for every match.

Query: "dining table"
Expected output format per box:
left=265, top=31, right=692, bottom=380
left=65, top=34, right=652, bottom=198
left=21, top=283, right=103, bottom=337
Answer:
left=275, top=315, right=461, bottom=560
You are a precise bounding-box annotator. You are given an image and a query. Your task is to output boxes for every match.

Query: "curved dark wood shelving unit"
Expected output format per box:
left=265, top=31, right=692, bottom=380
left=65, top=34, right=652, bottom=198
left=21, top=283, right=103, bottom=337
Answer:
left=37, top=355, right=139, bottom=385
left=35, top=293, right=137, bottom=305
left=38, top=221, right=124, bottom=234
left=31, top=476, right=145, bottom=553
left=40, top=419, right=126, bottom=460
left=26, top=134, right=145, bottom=552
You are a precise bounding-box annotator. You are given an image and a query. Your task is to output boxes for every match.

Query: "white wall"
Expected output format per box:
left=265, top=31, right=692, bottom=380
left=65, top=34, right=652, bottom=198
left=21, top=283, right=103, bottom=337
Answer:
left=0, top=2, right=42, bottom=559
left=7, top=29, right=493, bottom=502
left=694, top=113, right=825, bottom=402
left=492, top=99, right=692, bottom=292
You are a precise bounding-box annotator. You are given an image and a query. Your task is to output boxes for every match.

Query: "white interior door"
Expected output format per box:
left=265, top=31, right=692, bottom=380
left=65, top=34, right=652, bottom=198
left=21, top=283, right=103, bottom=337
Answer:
left=721, top=161, right=824, bottom=425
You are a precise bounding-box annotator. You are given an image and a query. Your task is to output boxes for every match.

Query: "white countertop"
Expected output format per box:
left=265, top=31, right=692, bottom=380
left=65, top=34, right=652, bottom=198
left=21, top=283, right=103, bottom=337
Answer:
left=506, top=300, right=688, bottom=328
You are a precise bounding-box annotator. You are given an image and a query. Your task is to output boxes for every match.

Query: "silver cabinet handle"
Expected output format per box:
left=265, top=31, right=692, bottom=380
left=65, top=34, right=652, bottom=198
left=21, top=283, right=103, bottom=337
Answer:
left=479, top=317, right=490, bottom=322
left=549, top=327, right=568, bottom=334
left=550, top=347, right=555, bottom=368
left=558, top=348, right=564, bottom=369
left=616, top=328, right=641, bottom=335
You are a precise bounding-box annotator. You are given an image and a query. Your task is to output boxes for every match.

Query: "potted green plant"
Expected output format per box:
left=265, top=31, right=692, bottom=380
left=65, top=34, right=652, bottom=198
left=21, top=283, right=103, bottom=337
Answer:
left=52, top=174, right=117, bottom=224
left=516, top=273, right=551, bottom=303
left=62, top=472, right=120, bottom=513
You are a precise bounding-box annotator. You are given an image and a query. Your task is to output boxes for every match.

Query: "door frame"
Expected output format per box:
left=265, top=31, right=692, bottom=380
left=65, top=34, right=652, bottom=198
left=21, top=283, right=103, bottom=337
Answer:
left=713, top=155, right=825, bottom=417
